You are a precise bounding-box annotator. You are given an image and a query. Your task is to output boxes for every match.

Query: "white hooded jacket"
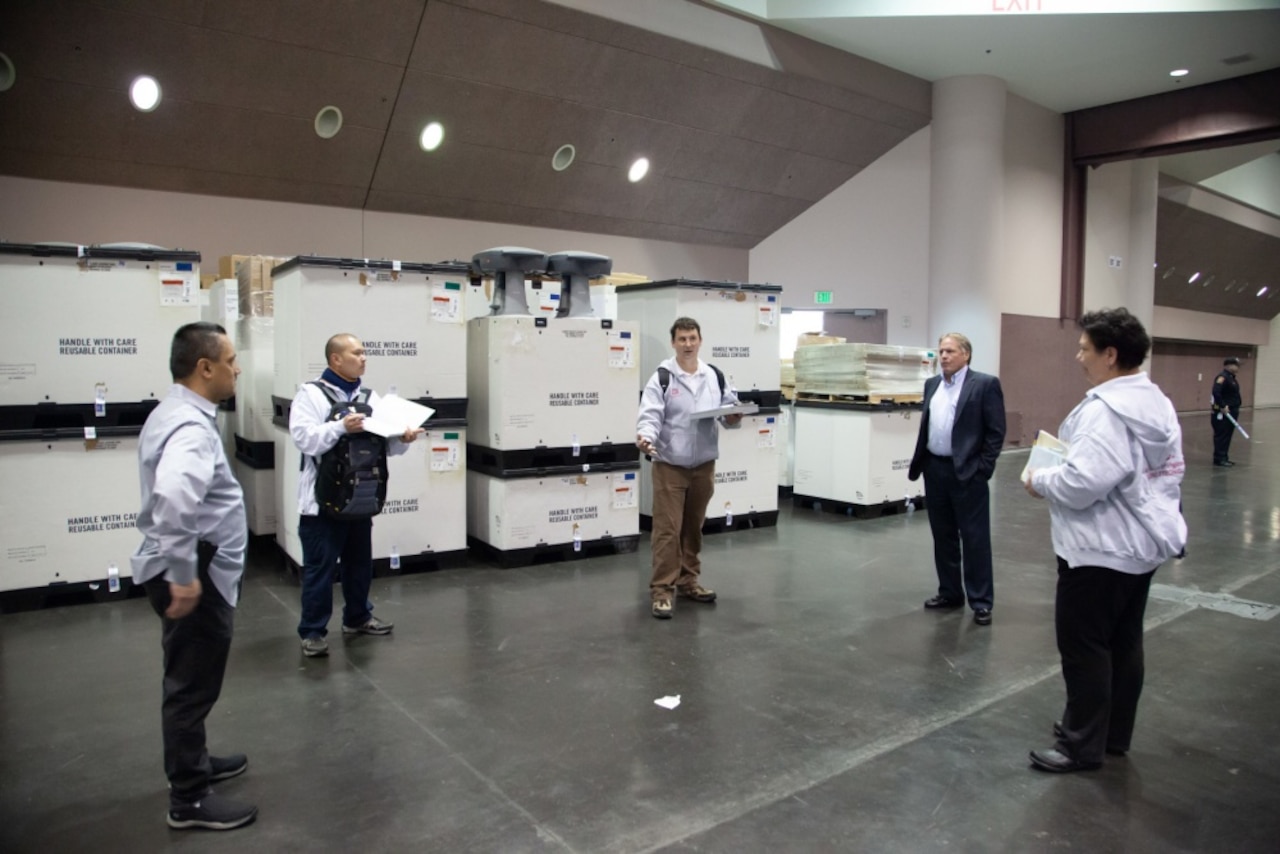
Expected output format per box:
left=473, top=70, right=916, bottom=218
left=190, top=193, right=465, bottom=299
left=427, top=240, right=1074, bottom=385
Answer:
left=1030, top=372, right=1187, bottom=574
left=636, top=357, right=739, bottom=469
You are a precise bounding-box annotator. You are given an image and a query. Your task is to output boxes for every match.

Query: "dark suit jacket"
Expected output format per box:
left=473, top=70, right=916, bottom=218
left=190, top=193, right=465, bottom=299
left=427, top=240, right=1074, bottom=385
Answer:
left=908, top=369, right=1007, bottom=483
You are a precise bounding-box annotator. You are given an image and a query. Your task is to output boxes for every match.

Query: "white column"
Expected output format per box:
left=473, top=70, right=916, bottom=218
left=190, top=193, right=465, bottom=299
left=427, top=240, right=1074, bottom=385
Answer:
left=928, top=76, right=1006, bottom=374
left=1126, top=157, right=1159, bottom=337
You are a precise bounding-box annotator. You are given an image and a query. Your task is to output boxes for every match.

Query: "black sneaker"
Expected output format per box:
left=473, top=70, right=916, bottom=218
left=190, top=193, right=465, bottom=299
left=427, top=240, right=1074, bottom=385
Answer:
left=209, top=754, right=247, bottom=782
left=167, top=792, right=258, bottom=830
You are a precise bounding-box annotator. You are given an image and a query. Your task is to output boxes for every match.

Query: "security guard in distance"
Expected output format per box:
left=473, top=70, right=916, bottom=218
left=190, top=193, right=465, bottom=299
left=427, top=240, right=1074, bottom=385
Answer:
left=1211, top=357, right=1242, bottom=467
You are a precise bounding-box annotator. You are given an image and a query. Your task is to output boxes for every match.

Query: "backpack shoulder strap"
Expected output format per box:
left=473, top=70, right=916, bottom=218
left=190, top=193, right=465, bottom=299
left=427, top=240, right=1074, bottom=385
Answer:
left=309, top=380, right=343, bottom=406
left=708, top=364, right=726, bottom=395
left=657, top=367, right=670, bottom=395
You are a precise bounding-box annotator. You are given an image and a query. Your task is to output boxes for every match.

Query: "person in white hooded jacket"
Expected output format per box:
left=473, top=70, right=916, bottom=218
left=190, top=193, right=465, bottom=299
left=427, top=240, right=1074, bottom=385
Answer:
left=1024, top=307, right=1187, bottom=773
left=636, top=317, right=741, bottom=619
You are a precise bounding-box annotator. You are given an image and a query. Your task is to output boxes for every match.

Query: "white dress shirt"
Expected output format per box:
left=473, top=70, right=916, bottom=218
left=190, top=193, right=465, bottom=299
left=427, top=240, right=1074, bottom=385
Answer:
left=926, top=365, right=969, bottom=457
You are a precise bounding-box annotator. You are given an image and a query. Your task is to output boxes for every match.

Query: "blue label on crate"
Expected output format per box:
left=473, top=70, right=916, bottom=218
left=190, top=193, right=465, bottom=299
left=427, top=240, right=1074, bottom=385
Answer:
left=624, top=472, right=636, bottom=481
left=768, top=295, right=776, bottom=302
left=620, top=331, right=631, bottom=338
left=176, top=262, right=193, bottom=271
left=766, top=417, right=775, bottom=424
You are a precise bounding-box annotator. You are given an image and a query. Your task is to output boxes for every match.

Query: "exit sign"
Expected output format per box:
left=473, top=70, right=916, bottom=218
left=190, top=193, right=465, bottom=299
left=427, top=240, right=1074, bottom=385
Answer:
left=814, top=291, right=833, bottom=305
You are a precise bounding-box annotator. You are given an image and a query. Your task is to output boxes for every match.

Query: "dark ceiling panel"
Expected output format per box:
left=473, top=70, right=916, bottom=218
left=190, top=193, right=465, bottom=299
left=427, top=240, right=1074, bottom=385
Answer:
left=1154, top=198, right=1280, bottom=320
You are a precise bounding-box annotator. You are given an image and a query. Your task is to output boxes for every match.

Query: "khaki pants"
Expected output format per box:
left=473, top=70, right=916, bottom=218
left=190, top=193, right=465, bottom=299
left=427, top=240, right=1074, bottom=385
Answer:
left=650, top=459, right=715, bottom=597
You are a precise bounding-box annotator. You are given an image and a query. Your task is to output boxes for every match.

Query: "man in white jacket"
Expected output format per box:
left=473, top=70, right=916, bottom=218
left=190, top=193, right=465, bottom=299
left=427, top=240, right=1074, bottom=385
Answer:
left=1024, top=307, right=1187, bottom=773
left=636, top=317, right=741, bottom=619
left=290, top=333, right=422, bottom=658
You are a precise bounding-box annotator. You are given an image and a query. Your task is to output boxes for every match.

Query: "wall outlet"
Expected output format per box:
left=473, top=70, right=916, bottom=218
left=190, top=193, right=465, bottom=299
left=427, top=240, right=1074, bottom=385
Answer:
left=902, top=314, right=911, bottom=328
left=1108, top=256, right=1123, bottom=269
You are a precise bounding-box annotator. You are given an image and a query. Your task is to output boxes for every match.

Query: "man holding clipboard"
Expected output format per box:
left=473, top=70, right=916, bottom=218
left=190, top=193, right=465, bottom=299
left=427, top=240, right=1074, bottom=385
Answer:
left=636, top=317, right=745, bottom=619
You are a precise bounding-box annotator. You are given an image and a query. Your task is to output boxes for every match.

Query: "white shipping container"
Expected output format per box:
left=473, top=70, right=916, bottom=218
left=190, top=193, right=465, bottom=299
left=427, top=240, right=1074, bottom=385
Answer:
left=0, top=243, right=203, bottom=406
left=232, top=457, right=277, bottom=537
left=274, top=423, right=467, bottom=567
left=467, top=316, right=639, bottom=452
left=272, top=257, right=471, bottom=403
left=234, top=317, right=276, bottom=444
left=467, top=468, right=639, bottom=552
left=0, top=435, right=142, bottom=592
left=792, top=404, right=924, bottom=506
left=638, top=410, right=779, bottom=527
left=614, top=280, right=782, bottom=400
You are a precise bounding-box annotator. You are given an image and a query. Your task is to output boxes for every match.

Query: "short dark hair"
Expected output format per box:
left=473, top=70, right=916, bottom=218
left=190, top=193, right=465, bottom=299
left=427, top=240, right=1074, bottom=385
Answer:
left=670, top=317, right=701, bottom=340
left=325, top=333, right=358, bottom=363
left=1078, top=308, right=1149, bottom=370
left=170, top=322, right=227, bottom=380
left=1224, top=357, right=1240, bottom=367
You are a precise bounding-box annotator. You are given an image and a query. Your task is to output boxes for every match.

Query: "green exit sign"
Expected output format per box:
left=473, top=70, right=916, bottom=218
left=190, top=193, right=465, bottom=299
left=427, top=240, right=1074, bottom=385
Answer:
left=814, top=291, right=833, bottom=305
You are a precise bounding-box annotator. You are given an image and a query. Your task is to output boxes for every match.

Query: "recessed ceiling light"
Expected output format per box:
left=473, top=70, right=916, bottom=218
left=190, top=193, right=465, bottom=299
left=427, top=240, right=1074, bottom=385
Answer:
left=1187, top=271, right=1200, bottom=284
left=1169, top=69, right=1190, bottom=78
left=129, top=75, right=161, bottom=112
left=0, top=52, right=15, bottom=93
left=628, top=157, right=650, bottom=183
left=314, top=105, right=343, bottom=139
left=1257, top=286, right=1269, bottom=297
left=552, top=144, right=576, bottom=172
left=419, top=121, right=444, bottom=152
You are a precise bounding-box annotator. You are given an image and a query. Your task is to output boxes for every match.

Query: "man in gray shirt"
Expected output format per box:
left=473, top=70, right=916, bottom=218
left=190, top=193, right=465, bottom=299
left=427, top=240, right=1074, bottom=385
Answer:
left=132, top=322, right=257, bottom=830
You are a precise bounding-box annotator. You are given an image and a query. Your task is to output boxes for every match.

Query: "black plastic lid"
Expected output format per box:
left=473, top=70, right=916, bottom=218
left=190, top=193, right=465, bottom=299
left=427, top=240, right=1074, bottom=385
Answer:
left=617, top=278, right=782, bottom=294
left=270, top=255, right=471, bottom=278
left=0, top=242, right=201, bottom=263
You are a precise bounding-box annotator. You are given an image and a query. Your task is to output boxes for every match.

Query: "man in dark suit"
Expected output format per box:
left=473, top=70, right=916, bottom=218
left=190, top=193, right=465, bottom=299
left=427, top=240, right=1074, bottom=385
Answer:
left=908, top=332, right=1007, bottom=625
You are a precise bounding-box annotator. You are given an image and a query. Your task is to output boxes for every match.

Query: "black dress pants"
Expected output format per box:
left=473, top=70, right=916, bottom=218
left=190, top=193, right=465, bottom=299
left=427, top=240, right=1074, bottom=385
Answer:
left=922, top=453, right=994, bottom=610
left=1053, top=557, right=1155, bottom=763
left=1211, top=409, right=1236, bottom=463
left=144, top=562, right=234, bottom=804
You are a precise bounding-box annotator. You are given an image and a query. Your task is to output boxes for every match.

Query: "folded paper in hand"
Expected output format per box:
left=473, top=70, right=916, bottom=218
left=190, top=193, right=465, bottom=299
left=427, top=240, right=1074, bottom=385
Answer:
left=690, top=402, right=759, bottom=420
left=1020, top=430, right=1068, bottom=484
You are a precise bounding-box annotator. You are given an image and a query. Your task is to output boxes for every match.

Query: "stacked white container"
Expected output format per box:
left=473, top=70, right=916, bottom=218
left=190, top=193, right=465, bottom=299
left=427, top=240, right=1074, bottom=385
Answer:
left=465, top=249, right=641, bottom=567
left=614, top=280, right=784, bottom=532
left=271, top=256, right=474, bottom=575
left=0, top=242, right=203, bottom=606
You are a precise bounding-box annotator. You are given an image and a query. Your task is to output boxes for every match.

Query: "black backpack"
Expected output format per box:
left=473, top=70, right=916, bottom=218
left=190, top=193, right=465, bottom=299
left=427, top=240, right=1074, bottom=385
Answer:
left=308, top=382, right=389, bottom=519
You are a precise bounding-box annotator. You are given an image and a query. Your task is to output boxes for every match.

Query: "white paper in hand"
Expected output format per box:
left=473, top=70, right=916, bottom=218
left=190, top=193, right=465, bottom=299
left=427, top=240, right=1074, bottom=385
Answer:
left=654, top=694, right=681, bottom=710
left=361, top=395, right=435, bottom=438
left=1020, top=430, right=1068, bottom=484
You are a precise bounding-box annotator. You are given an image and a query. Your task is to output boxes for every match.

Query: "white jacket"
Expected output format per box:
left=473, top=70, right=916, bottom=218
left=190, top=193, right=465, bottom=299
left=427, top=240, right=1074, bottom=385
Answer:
left=636, top=358, right=739, bottom=469
left=1030, top=372, right=1187, bottom=574
left=290, top=379, right=410, bottom=517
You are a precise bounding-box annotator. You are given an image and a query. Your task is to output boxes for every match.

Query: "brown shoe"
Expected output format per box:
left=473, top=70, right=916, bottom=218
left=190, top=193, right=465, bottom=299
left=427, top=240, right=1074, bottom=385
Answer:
left=651, top=596, right=673, bottom=619
left=677, top=584, right=717, bottom=603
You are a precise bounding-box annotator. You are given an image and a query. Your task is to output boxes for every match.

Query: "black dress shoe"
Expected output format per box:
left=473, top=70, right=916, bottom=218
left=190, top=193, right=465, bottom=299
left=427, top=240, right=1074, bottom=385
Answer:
left=924, top=595, right=964, bottom=609
left=973, top=608, right=992, bottom=625
left=1052, top=722, right=1128, bottom=756
left=1029, top=748, right=1102, bottom=773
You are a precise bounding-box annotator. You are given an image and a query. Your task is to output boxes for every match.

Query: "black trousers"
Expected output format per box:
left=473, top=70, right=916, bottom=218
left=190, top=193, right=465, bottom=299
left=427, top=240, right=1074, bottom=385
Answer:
left=144, top=562, right=235, bottom=804
left=1211, top=409, right=1237, bottom=463
left=1053, top=557, right=1154, bottom=763
left=922, top=453, right=994, bottom=610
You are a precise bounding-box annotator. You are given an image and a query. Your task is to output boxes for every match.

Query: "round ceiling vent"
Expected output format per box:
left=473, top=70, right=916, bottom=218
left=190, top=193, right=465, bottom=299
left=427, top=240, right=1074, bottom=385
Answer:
left=552, top=144, right=576, bottom=172
left=314, top=106, right=343, bottom=139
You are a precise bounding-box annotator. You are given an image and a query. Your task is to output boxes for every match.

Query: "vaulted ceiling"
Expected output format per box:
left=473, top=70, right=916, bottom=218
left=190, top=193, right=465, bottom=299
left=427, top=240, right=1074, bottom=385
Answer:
left=0, top=0, right=929, bottom=249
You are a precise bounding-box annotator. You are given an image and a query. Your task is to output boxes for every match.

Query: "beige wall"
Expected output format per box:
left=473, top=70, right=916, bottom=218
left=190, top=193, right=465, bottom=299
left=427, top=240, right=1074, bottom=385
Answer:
left=999, top=93, right=1063, bottom=319
left=1083, top=161, right=1137, bottom=314
left=0, top=176, right=747, bottom=282
left=1152, top=305, right=1271, bottom=347
left=1257, top=312, right=1280, bottom=407
left=749, top=127, right=932, bottom=346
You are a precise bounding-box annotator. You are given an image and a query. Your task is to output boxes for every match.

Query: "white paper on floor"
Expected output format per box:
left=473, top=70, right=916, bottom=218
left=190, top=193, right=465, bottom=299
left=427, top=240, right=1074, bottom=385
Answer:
left=654, top=695, right=681, bottom=710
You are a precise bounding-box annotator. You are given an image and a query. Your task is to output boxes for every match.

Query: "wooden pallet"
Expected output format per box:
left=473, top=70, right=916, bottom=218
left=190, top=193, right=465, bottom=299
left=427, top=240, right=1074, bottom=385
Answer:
left=795, top=391, right=924, bottom=404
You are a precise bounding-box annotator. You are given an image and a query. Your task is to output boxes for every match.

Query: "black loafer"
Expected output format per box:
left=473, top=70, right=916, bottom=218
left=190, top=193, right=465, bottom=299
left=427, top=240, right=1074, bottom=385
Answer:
left=924, top=595, right=964, bottom=609
left=973, top=608, right=992, bottom=625
left=1053, top=722, right=1128, bottom=756
left=1029, top=748, right=1102, bottom=773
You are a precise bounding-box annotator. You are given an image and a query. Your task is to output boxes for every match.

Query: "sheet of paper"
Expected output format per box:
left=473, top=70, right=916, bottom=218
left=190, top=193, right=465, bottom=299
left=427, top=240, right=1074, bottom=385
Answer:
left=362, top=395, right=435, bottom=438
left=1020, top=429, right=1068, bottom=484
left=690, top=402, right=759, bottom=420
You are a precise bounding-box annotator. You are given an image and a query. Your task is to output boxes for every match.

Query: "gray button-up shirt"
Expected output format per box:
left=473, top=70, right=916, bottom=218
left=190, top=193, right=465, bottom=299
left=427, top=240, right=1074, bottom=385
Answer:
left=131, top=384, right=247, bottom=607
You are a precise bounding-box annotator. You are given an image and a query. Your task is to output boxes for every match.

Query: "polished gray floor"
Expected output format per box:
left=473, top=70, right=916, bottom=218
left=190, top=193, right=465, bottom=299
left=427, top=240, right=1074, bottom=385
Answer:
left=2, top=410, right=1278, bottom=853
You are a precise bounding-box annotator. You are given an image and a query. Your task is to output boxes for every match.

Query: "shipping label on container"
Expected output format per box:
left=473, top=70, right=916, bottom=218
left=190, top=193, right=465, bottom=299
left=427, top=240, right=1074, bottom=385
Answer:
left=6, top=544, right=48, bottom=564
left=608, top=330, right=634, bottom=368
left=0, top=362, right=36, bottom=383
left=158, top=262, right=198, bottom=306
left=613, top=472, right=637, bottom=509
left=56, top=336, right=139, bottom=356
left=431, top=280, right=463, bottom=324
left=66, top=511, right=139, bottom=534
left=431, top=432, right=460, bottom=472
left=79, top=259, right=126, bottom=273
left=710, top=346, right=750, bottom=359
left=382, top=498, right=419, bottom=516
left=758, top=296, right=778, bottom=328
left=362, top=340, right=418, bottom=357
left=548, top=391, right=599, bottom=407
left=714, top=469, right=748, bottom=484
left=757, top=419, right=776, bottom=449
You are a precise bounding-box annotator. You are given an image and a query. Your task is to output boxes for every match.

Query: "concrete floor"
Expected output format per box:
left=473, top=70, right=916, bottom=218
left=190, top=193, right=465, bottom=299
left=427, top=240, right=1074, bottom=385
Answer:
left=2, top=409, right=1277, bottom=853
